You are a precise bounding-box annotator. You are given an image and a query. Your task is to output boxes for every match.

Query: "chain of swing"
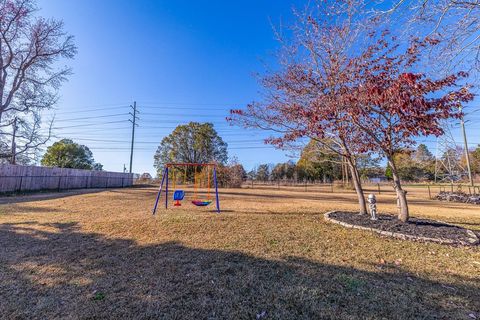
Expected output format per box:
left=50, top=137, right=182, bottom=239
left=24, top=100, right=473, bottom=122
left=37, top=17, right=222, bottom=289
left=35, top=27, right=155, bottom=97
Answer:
left=171, top=165, right=212, bottom=203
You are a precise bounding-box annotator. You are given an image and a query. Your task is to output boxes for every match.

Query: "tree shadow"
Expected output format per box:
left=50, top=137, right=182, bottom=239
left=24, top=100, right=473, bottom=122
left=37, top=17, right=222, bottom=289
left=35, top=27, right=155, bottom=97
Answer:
left=0, top=222, right=478, bottom=319
left=0, top=188, right=113, bottom=205
left=0, top=204, right=63, bottom=214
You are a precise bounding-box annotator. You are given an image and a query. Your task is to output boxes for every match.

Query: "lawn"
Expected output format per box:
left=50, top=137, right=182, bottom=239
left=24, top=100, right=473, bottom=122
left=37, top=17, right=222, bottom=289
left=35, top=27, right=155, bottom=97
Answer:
left=0, top=185, right=479, bottom=319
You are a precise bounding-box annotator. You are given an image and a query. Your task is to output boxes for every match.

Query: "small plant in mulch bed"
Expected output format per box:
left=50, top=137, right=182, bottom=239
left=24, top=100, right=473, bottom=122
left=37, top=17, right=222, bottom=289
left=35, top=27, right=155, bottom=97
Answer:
left=325, top=211, right=479, bottom=246
left=91, top=290, right=105, bottom=301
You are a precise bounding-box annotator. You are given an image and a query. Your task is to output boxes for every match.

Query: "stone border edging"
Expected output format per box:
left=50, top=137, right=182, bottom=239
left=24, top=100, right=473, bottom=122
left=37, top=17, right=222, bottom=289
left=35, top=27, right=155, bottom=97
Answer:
left=324, top=211, right=479, bottom=246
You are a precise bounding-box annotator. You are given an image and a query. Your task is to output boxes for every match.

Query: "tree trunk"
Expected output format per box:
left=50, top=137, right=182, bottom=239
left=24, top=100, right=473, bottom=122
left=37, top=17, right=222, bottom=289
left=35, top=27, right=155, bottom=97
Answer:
left=387, top=158, right=409, bottom=222
left=346, top=157, right=367, bottom=215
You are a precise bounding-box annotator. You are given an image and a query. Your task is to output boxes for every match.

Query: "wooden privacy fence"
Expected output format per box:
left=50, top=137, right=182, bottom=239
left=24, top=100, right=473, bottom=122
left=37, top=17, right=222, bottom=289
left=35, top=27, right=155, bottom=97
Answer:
left=0, top=164, right=134, bottom=193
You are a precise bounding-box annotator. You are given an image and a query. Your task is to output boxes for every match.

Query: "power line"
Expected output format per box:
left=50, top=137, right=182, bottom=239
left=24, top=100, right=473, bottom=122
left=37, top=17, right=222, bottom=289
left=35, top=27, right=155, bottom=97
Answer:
left=140, top=113, right=229, bottom=118
left=417, top=139, right=480, bottom=145
left=54, top=130, right=263, bottom=135
left=89, top=146, right=276, bottom=151
left=54, top=113, right=129, bottom=122
left=49, top=126, right=132, bottom=134
left=53, top=120, right=128, bottom=129
left=48, top=105, right=130, bottom=115
left=138, top=101, right=243, bottom=106
left=64, top=137, right=268, bottom=145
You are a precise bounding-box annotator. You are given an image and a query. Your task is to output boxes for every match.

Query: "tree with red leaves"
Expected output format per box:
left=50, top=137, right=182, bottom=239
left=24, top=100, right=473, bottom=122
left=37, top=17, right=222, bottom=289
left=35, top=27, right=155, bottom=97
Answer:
left=229, top=1, right=373, bottom=214
left=229, top=1, right=473, bottom=223
left=345, top=34, right=474, bottom=222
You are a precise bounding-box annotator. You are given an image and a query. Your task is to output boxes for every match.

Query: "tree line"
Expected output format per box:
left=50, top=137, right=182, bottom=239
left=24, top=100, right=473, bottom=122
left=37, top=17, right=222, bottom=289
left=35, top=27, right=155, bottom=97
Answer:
left=247, top=143, right=480, bottom=184
left=36, top=124, right=480, bottom=187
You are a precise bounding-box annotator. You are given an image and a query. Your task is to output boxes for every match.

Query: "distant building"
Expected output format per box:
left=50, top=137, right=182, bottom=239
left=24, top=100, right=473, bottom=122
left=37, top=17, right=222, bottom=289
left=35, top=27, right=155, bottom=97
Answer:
left=140, top=172, right=153, bottom=180
left=367, top=176, right=388, bottom=183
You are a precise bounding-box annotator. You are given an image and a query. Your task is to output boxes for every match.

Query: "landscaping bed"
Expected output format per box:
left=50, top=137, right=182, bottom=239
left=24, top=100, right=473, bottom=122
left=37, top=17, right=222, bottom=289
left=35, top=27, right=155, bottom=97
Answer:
left=326, top=211, right=479, bottom=246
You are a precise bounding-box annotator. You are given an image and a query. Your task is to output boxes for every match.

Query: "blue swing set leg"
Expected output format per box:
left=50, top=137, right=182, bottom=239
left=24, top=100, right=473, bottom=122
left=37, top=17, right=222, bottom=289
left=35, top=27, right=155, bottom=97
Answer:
left=152, top=167, right=168, bottom=215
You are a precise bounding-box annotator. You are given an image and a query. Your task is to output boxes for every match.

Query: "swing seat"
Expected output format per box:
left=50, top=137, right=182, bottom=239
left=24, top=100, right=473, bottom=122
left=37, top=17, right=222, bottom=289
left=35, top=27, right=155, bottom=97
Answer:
left=173, top=190, right=185, bottom=201
left=191, top=200, right=213, bottom=207
left=173, top=190, right=185, bottom=207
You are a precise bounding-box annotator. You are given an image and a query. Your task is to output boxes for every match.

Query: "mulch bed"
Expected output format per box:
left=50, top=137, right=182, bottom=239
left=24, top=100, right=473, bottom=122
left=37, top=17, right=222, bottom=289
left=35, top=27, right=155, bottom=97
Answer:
left=326, top=211, right=479, bottom=246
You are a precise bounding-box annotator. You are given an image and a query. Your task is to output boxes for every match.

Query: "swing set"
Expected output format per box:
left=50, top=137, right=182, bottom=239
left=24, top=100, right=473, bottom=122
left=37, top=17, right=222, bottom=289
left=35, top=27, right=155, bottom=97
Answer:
left=152, top=163, right=220, bottom=214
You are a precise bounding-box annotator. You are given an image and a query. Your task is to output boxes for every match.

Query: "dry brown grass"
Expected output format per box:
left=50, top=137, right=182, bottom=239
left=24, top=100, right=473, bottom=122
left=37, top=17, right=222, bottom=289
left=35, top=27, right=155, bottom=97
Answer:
left=0, top=185, right=479, bottom=319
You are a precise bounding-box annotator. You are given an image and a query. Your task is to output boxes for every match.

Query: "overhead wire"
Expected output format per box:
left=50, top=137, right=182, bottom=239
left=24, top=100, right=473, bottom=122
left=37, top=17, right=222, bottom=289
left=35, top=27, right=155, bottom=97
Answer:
left=47, top=105, right=130, bottom=115
left=54, top=113, right=129, bottom=122
left=53, top=120, right=129, bottom=129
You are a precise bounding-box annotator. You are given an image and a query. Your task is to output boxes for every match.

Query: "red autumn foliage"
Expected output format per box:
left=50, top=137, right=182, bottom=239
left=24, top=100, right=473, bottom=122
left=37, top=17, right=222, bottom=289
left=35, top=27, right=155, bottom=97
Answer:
left=342, top=33, right=473, bottom=221
left=228, top=5, right=473, bottom=222
left=346, top=34, right=473, bottom=157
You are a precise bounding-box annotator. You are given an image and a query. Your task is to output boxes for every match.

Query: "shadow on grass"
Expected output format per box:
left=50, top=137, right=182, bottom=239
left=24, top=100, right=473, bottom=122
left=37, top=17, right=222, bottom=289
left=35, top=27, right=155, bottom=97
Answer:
left=0, top=222, right=478, bottom=319
left=0, top=188, right=115, bottom=205
left=1, top=204, right=64, bottom=214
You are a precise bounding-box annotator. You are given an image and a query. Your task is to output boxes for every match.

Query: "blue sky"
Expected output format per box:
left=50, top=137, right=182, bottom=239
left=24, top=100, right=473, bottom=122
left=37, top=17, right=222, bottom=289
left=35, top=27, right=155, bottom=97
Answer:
left=37, top=0, right=308, bottom=174
left=37, top=0, right=480, bottom=175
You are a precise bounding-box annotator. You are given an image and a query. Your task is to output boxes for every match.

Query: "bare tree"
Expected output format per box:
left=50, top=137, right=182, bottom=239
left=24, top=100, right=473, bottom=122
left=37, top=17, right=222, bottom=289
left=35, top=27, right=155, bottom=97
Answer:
left=0, top=111, right=52, bottom=164
left=377, top=0, right=480, bottom=74
left=0, top=0, right=76, bottom=163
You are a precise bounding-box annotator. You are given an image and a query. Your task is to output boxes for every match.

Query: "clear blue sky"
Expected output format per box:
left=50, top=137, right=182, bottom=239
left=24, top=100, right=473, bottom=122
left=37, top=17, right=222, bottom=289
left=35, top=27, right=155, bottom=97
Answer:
left=37, top=0, right=480, bottom=175
left=37, top=0, right=308, bottom=175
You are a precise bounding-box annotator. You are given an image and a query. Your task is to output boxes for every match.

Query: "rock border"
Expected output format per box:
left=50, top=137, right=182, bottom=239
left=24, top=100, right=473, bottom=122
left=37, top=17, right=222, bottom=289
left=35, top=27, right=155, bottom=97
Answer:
left=324, top=211, right=479, bottom=246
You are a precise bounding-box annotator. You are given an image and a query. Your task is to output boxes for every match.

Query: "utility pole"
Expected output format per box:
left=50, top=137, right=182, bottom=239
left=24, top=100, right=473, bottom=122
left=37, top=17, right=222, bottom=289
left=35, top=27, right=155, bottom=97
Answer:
left=128, top=102, right=139, bottom=173
left=459, top=106, right=474, bottom=186
left=11, top=117, right=18, bottom=165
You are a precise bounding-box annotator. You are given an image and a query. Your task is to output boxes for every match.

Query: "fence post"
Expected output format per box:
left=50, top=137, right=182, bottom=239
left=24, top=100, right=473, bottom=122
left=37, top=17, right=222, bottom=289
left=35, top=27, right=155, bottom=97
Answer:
left=18, top=176, right=23, bottom=192
left=330, top=183, right=334, bottom=193
left=427, top=185, right=431, bottom=200
left=58, top=176, right=62, bottom=192
left=377, top=183, right=381, bottom=194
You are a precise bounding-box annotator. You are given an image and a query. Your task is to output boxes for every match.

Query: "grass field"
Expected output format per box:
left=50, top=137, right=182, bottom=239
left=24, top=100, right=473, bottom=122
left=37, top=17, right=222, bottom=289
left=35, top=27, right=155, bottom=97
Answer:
left=0, top=185, right=479, bottom=319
